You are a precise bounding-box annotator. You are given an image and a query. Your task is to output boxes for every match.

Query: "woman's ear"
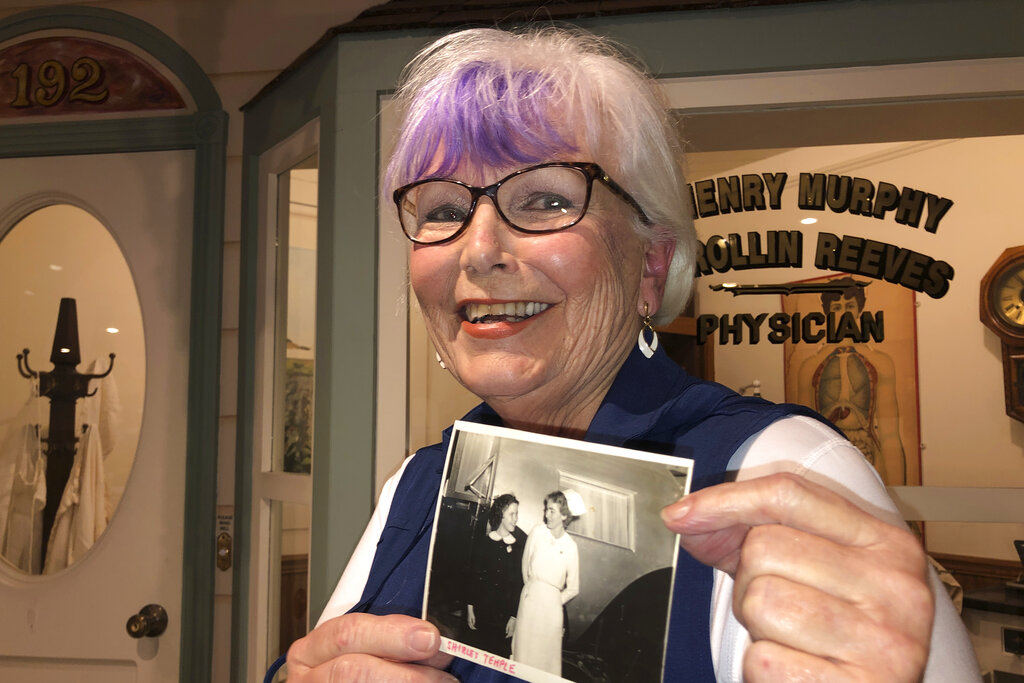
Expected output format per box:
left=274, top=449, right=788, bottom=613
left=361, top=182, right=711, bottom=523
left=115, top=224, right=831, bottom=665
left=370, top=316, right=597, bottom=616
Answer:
left=638, top=238, right=675, bottom=316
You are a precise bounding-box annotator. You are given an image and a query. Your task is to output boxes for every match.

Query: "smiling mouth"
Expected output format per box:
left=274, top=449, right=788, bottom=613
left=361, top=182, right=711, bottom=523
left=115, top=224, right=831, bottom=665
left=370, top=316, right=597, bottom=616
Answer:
left=463, top=301, right=551, bottom=324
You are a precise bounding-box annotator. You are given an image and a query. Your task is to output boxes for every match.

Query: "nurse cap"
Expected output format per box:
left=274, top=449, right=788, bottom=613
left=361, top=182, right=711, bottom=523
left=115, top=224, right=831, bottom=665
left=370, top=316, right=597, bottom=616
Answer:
left=562, top=489, right=587, bottom=517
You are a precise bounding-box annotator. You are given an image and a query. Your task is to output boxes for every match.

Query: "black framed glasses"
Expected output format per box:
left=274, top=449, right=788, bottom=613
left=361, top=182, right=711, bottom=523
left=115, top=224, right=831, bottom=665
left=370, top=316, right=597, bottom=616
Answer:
left=393, top=161, right=652, bottom=245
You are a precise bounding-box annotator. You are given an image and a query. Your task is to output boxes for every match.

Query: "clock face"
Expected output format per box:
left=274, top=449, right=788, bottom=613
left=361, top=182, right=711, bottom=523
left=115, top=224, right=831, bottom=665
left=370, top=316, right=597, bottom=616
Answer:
left=991, top=263, right=1024, bottom=330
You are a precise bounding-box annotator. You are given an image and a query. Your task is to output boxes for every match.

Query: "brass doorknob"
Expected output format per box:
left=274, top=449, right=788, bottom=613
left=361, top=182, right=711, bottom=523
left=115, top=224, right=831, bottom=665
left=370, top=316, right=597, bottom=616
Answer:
left=126, top=604, right=168, bottom=638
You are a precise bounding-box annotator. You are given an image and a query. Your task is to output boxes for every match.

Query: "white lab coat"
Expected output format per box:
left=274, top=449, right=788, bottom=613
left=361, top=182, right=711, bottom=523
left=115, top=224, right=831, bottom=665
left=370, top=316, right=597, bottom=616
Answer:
left=42, top=359, right=117, bottom=573
left=0, top=384, right=46, bottom=573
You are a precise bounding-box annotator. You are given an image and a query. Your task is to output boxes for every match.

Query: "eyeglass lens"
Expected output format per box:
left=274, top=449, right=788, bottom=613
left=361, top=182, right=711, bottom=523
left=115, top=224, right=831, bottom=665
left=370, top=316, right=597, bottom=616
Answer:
left=398, top=165, right=590, bottom=243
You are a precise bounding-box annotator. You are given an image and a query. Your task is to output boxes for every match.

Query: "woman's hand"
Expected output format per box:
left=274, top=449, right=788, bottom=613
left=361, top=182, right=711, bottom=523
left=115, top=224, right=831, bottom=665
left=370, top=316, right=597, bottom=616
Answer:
left=661, top=472, right=933, bottom=682
left=286, top=613, right=456, bottom=682
left=505, top=615, right=516, bottom=639
left=466, top=604, right=477, bottom=630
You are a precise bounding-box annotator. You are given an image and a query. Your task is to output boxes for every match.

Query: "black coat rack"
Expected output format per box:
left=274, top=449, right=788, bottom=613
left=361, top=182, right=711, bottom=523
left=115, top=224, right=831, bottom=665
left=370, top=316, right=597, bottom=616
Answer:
left=16, top=297, right=114, bottom=567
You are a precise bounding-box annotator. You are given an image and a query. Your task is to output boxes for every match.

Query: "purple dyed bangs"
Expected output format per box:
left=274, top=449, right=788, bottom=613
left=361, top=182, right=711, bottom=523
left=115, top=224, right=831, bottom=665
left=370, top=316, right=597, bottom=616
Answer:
left=395, top=62, right=582, bottom=185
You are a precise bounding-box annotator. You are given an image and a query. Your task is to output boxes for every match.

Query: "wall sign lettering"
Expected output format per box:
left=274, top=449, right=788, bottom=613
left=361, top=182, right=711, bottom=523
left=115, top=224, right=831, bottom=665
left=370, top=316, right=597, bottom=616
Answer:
left=688, top=172, right=952, bottom=232
left=698, top=310, right=884, bottom=345
left=689, top=171, right=954, bottom=345
left=696, top=231, right=953, bottom=298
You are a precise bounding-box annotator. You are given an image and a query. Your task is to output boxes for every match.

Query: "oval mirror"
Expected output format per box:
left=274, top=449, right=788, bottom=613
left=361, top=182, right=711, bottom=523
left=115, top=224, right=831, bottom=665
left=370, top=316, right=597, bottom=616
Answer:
left=0, top=203, right=144, bottom=575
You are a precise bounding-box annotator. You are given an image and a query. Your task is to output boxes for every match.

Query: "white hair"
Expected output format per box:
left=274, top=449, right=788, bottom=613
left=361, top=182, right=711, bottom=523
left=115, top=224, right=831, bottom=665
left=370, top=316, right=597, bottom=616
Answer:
left=386, top=26, right=696, bottom=323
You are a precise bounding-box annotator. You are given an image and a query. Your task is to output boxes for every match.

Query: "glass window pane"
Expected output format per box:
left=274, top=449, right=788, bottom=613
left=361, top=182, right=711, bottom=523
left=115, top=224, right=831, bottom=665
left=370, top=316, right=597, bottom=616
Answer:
left=272, top=156, right=318, bottom=474
left=266, top=500, right=310, bottom=676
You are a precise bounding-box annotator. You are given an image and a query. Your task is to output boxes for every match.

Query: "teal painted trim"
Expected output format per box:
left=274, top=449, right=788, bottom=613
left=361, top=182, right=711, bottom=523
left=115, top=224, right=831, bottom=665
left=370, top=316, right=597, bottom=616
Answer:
left=230, top=149, right=259, bottom=683
left=0, top=6, right=221, bottom=112
left=0, top=115, right=210, bottom=158
left=180, top=109, right=227, bottom=683
left=0, top=8, right=225, bottom=683
left=307, top=90, right=350, bottom=628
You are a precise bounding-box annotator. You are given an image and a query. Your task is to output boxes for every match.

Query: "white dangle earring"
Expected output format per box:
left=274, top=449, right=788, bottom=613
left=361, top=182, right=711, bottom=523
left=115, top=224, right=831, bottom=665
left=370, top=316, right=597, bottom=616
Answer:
left=435, top=351, right=446, bottom=370
left=637, top=303, right=659, bottom=359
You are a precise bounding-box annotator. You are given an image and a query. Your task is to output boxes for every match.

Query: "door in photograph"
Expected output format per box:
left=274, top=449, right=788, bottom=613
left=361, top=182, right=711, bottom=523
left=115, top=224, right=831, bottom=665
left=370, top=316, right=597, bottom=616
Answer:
left=0, top=150, right=194, bottom=683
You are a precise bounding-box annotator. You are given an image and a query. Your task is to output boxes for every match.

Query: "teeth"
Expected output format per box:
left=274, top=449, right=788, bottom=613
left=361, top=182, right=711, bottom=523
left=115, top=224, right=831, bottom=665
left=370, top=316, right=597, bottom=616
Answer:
left=465, top=302, right=549, bottom=323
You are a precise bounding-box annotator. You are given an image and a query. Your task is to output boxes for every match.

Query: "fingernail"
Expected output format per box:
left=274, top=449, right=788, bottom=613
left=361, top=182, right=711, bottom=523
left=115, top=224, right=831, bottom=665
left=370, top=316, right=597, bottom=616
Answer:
left=661, top=499, right=692, bottom=523
left=408, top=627, right=437, bottom=655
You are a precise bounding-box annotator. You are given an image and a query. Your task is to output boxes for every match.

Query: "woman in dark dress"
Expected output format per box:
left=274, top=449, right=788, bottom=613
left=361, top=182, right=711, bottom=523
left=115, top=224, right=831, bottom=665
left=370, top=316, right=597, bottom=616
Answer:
left=465, top=493, right=527, bottom=658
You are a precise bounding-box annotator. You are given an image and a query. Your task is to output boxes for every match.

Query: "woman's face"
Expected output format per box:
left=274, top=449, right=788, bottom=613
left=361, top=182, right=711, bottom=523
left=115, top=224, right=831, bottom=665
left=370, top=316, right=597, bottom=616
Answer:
left=544, top=501, right=567, bottom=530
left=409, top=157, right=672, bottom=431
left=500, top=502, right=519, bottom=535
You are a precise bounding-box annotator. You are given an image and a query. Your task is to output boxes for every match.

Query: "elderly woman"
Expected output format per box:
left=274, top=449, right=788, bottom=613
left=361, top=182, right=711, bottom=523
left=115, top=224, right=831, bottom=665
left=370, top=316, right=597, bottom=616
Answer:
left=287, top=26, right=979, bottom=683
left=511, top=492, right=580, bottom=675
left=465, top=493, right=527, bottom=658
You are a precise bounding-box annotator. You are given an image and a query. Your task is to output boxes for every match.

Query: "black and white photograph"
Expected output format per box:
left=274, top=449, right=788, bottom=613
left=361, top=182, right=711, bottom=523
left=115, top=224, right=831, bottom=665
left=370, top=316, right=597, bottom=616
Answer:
left=423, top=421, right=693, bottom=683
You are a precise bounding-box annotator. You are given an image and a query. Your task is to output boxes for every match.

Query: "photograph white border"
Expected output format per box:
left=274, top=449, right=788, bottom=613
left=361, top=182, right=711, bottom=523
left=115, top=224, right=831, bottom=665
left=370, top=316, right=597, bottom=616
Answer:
left=422, top=420, right=695, bottom=683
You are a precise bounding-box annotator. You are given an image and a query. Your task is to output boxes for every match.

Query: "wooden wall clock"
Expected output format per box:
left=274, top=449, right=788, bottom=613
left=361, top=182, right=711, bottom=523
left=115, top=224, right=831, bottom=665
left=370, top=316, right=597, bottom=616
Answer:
left=980, top=245, right=1024, bottom=422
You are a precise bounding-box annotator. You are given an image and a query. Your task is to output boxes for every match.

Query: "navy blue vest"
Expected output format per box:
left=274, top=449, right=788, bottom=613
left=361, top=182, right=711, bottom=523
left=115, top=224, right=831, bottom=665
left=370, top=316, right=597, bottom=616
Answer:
left=351, top=347, right=831, bottom=681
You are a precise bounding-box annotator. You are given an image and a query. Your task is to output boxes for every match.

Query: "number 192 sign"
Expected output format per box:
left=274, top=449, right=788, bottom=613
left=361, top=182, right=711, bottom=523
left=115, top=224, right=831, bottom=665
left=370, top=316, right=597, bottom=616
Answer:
left=10, top=56, right=108, bottom=107
left=0, top=35, right=185, bottom=118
